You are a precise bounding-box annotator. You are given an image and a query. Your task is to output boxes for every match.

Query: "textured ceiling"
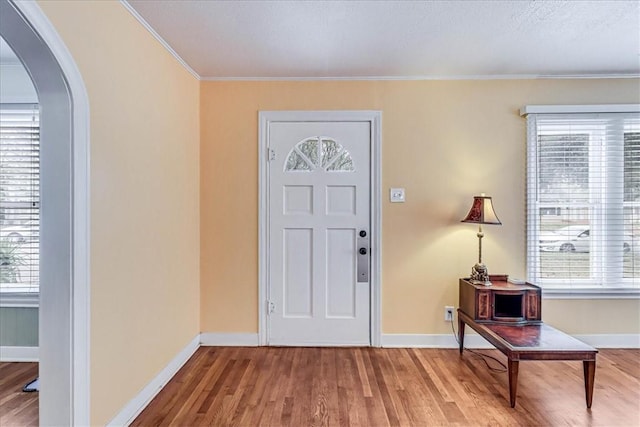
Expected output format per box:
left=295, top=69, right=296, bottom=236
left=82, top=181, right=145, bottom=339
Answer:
left=126, top=0, right=640, bottom=80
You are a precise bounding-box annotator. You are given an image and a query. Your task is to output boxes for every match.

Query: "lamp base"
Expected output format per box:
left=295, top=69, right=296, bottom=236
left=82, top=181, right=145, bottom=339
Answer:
left=470, top=263, right=492, bottom=286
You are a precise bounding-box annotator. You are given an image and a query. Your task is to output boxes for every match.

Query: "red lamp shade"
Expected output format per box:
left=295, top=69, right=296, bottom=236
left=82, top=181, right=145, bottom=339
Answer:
left=461, top=195, right=501, bottom=225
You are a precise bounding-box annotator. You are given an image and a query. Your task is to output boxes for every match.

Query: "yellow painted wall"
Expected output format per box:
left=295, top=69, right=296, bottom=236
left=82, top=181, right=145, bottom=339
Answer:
left=38, top=1, right=200, bottom=425
left=200, top=79, right=640, bottom=336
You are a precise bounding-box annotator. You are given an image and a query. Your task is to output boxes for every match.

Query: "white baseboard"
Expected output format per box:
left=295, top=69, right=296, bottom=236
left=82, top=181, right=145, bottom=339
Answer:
left=106, top=334, right=200, bottom=427
left=574, top=334, right=640, bottom=348
left=200, top=332, right=259, bottom=346
left=381, top=334, right=494, bottom=348
left=381, top=333, right=640, bottom=349
left=0, top=346, right=39, bottom=362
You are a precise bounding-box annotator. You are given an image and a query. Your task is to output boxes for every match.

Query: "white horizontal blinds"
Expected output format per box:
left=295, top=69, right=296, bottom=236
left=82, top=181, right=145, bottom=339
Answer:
left=0, top=104, right=40, bottom=293
left=624, top=127, right=640, bottom=279
left=527, top=112, right=640, bottom=289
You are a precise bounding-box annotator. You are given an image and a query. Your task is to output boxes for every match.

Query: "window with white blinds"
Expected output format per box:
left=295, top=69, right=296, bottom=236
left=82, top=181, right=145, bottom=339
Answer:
left=0, top=104, right=39, bottom=294
left=526, top=110, right=640, bottom=292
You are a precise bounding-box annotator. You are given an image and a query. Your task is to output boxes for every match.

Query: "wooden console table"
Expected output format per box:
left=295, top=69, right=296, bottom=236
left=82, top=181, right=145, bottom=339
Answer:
left=457, top=277, right=598, bottom=408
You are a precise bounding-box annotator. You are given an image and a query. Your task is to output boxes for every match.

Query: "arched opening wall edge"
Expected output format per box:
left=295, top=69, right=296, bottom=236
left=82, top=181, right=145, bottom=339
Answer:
left=0, top=0, right=90, bottom=425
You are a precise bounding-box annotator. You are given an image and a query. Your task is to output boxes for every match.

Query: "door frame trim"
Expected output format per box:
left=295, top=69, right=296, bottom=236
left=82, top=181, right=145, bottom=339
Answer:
left=258, top=110, right=382, bottom=347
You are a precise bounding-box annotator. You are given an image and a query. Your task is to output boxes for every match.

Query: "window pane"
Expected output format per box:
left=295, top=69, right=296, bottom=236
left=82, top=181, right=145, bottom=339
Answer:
left=624, top=132, right=640, bottom=279
left=285, top=150, right=312, bottom=171
left=0, top=106, right=40, bottom=293
left=623, top=206, right=640, bottom=278
left=321, top=139, right=341, bottom=168
left=325, top=151, right=354, bottom=171
left=538, top=208, right=591, bottom=279
left=624, top=132, right=640, bottom=202
left=298, top=138, right=318, bottom=167
left=538, top=134, right=589, bottom=203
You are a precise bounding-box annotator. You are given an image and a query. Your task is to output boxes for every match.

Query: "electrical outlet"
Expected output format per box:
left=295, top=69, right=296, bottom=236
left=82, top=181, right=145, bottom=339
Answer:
left=444, top=306, right=454, bottom=322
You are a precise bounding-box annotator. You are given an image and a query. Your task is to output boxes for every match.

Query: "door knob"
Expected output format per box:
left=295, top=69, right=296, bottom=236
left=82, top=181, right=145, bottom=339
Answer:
left=359, top=247, right=367, bottom=255
left=359, top=230, right=367, bottom=237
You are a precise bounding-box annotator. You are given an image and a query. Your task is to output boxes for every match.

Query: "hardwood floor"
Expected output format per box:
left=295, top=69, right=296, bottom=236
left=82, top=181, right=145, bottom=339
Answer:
left=0, top=362, right=38, bottom=427
left=132, top=347, right=639, bottom=426
left=2, top=349, right=636, bottom=426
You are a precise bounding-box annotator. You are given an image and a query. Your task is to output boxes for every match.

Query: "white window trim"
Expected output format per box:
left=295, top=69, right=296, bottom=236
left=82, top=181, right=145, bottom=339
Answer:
left=521, top=104, right=640, bottom=115
left=0, top=291, right=38, bottom=307
left=522, top=104, right=640, bottom=299
left=543, top=287, right=640, bottom=299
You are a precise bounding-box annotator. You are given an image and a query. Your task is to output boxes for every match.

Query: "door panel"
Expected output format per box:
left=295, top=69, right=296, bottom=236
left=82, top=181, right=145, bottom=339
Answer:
left=284, top=185, right=313, bottom=215
left=326, top=228, right=357, bottom=318
left=268, top=121, right=370, bottom=345
left=283, top=228, right=313, bottom=317
left=326, top=185, right=356, bottom=215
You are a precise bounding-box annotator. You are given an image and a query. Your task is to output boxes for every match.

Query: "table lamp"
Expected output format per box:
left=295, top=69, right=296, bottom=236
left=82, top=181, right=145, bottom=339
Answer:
left=461, top=194, right=501, bottom=286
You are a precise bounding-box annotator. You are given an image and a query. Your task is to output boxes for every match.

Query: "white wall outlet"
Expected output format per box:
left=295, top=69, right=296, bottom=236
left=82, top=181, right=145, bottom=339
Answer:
left=444, top=306, right=454, bottom=322
left=390, top=188, right=405, bottom=203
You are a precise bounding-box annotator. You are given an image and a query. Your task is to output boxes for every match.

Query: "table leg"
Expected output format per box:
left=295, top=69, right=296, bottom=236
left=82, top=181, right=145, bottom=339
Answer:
left=508, top=359, right=519, bottom=408
left=458, top=315, right=465, bottom=354
left=583, top=360, right=596, bottom=408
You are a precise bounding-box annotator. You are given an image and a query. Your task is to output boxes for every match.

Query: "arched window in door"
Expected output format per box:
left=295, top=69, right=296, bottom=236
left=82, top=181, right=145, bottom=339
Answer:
left=284, top=137, right=355, bottom=172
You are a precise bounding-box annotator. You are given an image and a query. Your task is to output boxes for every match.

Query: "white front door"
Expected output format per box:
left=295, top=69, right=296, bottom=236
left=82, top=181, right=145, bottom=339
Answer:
left=268, top=120, right=371, bottom=346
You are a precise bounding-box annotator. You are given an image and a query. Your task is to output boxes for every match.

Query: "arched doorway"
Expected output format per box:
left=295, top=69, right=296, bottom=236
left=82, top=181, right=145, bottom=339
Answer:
left=0, top=0, right=90, bottom=425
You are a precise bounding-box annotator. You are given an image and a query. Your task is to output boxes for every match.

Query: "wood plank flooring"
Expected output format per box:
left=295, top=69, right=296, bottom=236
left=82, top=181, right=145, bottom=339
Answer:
left=132, top=347, right=640, bottom=426
left=1, top=349, right=637, bottom=426
left=0, top=362, right=38, bottom=427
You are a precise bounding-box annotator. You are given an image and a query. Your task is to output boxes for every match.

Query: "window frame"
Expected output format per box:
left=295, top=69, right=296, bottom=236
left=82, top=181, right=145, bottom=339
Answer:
left=522, top=104, right=640, bottom=299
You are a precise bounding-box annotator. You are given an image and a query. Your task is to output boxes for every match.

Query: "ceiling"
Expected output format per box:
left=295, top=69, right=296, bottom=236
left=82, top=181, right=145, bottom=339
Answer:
left=125, top=0, right=640, bottom=80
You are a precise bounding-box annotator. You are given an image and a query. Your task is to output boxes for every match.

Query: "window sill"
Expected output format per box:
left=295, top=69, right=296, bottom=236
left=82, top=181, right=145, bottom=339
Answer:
left=542, top=288, right=640, bottom=299
left=0, top=292, right=39, bottom=307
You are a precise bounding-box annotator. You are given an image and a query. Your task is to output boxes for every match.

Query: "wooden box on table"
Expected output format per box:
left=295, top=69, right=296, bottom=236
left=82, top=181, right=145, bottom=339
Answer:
left=458, top=275, right=541, bottom=324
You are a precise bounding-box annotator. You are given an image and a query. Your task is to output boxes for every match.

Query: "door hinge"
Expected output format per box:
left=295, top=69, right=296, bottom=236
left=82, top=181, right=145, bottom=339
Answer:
left=268, top=148, right=276, bottom=161
left=268, top=301, right=275, bottom=314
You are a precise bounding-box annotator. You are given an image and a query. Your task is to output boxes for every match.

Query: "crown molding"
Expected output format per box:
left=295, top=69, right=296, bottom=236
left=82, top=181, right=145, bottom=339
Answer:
left=201, top=73, right=640, bottom=82
left=120, top=0, right=200, bottom=80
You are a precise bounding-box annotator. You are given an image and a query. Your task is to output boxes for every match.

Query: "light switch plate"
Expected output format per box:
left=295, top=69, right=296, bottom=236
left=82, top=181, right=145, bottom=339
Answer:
left=390, top=188, right=405, bottom=203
